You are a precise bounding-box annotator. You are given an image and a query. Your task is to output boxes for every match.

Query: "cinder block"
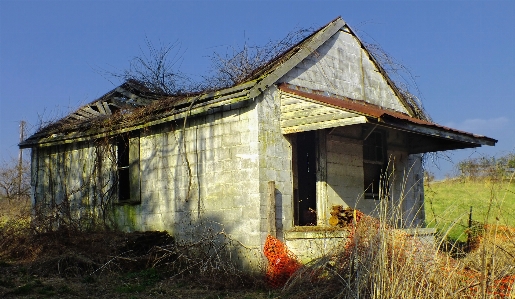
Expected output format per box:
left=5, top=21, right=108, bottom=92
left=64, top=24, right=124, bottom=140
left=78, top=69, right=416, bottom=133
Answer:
left=222, top=134, right=241, bottom=147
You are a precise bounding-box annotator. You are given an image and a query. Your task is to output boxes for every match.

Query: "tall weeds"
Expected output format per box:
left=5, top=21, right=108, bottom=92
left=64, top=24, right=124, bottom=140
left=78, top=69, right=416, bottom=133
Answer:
left=282, top=176, right=515, bottom=298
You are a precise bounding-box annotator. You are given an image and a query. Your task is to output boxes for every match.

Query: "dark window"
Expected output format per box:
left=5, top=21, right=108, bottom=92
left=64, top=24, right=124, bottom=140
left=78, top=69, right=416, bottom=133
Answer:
left=117, top=132, right=140, bottom=203
left=117, top=135, right=130, bottom=201
left=363, top=130, right=386, bottom=199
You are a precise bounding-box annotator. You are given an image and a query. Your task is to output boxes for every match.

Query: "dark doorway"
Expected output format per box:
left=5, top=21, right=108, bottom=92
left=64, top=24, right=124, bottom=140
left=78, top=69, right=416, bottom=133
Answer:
left=294, top=131, right=317, bottom=226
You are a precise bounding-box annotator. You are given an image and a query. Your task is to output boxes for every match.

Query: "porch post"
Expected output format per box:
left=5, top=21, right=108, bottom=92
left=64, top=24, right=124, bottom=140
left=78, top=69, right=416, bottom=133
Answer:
left=267, top=181, right=276, bottom=237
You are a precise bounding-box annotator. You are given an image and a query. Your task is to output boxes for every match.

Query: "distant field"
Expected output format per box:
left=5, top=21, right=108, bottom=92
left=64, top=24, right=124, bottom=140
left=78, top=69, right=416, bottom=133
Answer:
left=0, top=198, right=30, bottom=224
left=424, top=178, right=515, bottom=241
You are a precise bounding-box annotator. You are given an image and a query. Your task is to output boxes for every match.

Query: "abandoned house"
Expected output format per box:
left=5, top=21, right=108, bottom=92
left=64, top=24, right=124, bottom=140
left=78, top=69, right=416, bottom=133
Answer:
left=20, top=17, right=496, bottom=266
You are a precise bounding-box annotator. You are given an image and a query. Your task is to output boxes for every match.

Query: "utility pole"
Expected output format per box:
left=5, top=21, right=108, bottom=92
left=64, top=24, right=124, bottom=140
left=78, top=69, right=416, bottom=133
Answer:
left=17, top=120, right=25, bottom=201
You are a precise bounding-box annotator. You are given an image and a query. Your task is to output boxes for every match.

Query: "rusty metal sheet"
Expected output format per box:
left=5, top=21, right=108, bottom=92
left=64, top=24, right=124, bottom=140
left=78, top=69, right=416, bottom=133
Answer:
left=278, top=83, right=497, bottom=147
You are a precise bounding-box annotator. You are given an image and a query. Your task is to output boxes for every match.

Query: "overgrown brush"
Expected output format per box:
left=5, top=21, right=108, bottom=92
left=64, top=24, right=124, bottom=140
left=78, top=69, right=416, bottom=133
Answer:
left=281, top=175, right=515, bottom=299
left=0, top=216, right=264, bottom=291
left=0, top=200, right=33, bottom=261
left=144, top=228, right=264, bottom=290
left=281, top=217, right=514, bottom=298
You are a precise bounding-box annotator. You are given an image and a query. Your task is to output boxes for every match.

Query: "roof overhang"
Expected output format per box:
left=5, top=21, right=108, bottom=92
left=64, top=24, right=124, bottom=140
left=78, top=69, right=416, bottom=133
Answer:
left=278, top=84, right=497, bottom=154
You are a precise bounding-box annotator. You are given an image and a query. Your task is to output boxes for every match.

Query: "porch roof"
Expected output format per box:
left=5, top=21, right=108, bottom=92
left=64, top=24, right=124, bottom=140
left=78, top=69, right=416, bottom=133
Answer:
left=278, top=84, right=497, bottom=154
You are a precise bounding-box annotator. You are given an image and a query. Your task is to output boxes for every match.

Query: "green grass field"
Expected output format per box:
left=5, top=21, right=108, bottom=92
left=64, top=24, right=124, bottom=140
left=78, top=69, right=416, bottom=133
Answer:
left=424, top=178, right=515, bottom=241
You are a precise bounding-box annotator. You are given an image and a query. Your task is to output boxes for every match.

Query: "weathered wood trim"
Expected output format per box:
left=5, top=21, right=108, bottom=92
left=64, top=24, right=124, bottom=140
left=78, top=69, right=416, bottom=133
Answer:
left=281, top=113, right=361, bottom=128
left=378, top=119, right=496, bottom=147
left=169, top=80, right=257, bottom=108
left=129, top=133, right=141, bottom=203
left=102, top=102, right=112, bottom=115
left=281, top=116, right=368, bottom=134
left=82, top=105, right=102, bottom=116
left=280, top=90, right=367, bottom=134
left=76, top=109, right=97, bottom=118
left=268, top=181, right=276, bottom=237
left=20, top=80, right=258, bottom=148
left=316, top=130, right=327, bottom=226
left=95, top=101, right=107, bottom=115
left=279, top=87, right=496, bottom=150
left=22, top=93, right=251, bottom=148
left=281, top=107, right=356, bottom=120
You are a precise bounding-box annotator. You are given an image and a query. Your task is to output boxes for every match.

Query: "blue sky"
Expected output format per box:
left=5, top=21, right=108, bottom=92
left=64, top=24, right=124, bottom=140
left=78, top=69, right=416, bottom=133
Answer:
left=1, top=0, right=514, bottom=178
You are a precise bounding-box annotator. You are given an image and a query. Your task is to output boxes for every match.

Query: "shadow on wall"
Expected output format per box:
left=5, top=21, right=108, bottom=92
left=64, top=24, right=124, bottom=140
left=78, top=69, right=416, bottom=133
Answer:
left=114, top=204, right=265, bottom=271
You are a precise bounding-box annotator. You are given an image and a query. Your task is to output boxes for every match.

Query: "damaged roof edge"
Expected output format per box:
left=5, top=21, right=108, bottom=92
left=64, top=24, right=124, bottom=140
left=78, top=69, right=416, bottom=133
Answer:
left=378, top=115, right=497, bottom=147
left=20, top=18, right=348, bottom=149
left=19, top=80, right=259, bottom=148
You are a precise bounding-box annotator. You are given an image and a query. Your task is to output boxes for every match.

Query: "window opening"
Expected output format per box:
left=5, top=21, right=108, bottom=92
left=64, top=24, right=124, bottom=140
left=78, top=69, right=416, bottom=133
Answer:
left=363, top=130, right=386, bottom=200
left=117, top=132, right=140, bottom=203
left=117, top=135, right=130, bottom=201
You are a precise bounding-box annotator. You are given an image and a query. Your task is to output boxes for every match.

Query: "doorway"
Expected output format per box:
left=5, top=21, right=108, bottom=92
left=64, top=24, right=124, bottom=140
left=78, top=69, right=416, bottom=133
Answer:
left=293, top=131, right=317, bottom=226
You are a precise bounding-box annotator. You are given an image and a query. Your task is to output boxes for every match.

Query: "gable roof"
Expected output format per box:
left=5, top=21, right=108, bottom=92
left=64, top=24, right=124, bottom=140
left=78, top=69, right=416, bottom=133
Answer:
left=20, top=17, right=485, bottom=151
left=245, top=17, right=427, bottom=120
left=21, top=17, right=362, bottom=148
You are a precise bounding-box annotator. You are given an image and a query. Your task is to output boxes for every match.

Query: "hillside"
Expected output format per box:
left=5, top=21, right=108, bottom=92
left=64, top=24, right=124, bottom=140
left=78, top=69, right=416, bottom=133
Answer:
left=424, top=177, right=515, bottom=241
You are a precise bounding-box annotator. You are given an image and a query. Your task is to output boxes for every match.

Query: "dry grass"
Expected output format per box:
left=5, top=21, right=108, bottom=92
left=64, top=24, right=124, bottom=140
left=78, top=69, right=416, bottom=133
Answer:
left=1, top=176, right=515, bottom=298
left=0, top=207, right=268, bottom=298
left=279, top=181, right=515, bottom=299
left=280, top=218, right=514, bottom=298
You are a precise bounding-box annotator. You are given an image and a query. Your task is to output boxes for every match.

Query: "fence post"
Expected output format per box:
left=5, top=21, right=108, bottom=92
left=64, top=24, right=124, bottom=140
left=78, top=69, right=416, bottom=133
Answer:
left=467, top=206, right=473, bottom=251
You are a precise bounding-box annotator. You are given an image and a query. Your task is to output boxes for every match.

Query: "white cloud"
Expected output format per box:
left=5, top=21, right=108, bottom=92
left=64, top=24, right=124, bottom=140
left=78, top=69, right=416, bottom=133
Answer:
left=445, top=117, right=510, bottom=136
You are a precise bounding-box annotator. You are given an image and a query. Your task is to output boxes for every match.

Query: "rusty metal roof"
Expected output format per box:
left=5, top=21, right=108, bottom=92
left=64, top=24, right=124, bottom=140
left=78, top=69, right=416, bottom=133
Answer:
left=278, top=83, right=497, bottom=150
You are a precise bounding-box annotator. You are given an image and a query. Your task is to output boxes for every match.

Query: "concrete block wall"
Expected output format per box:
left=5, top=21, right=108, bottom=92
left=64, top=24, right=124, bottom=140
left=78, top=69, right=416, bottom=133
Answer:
left=390, top=153, right=425, bottom=227
left=352, top=143, right=423, bottom=228
left=326, top=133, right=369, bottom=213
left=110, top=100, right=265, bottom=267
left=255, top=87, right=295, bottom=240
left=280, top=30, right=409, bottom=114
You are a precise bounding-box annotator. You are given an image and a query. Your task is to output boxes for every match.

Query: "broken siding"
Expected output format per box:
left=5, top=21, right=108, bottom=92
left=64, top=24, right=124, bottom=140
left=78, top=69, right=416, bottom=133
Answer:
left=280, top=30, right=409, bottom=114
left=279, top=91, right=366, bottom=134
left=31, top=142, right=115, bottom=225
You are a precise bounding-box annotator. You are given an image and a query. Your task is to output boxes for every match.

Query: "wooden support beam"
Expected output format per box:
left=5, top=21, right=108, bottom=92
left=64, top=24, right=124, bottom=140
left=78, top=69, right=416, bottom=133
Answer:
left=95, top=101, right=107, bottom=115
left=102, top=101, right=112, bottom=115
left=82, top=105, right=102, bottom=116
left=268, top=181, right=276, bottom=237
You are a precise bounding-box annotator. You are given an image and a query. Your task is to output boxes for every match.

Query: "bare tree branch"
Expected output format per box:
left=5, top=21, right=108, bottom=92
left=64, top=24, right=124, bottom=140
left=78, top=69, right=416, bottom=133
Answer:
left=0, top=157, right=31, bottom=204
left=205, top=28, right=313, bottom=89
